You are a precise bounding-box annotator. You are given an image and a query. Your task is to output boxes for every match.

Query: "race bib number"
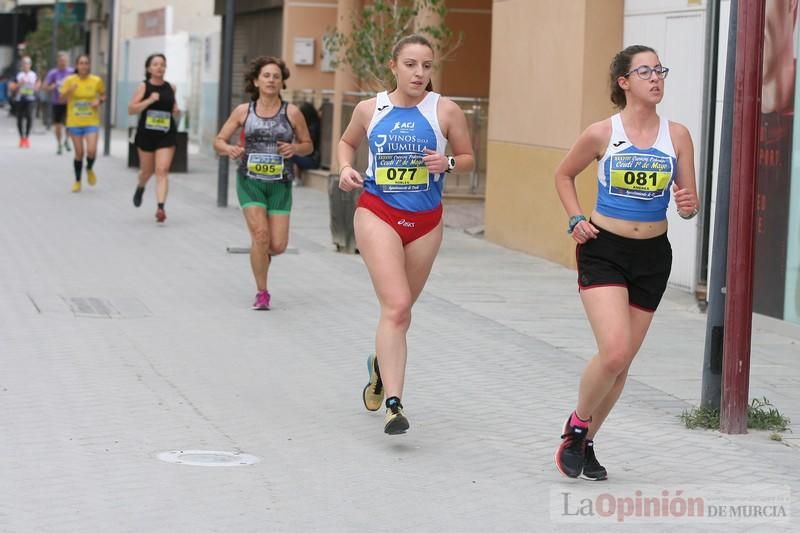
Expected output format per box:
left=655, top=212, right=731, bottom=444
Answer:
left=145, top=110, right=171, bottom=132
left=609, top=153, right=672, bottom=200
left=74, top=100, right=93, bottom=117
left=20, top=87, right=34, bottom=97
left=246, top=153, right=284, bottom=181
left=374, top=153, right=429, bottom=192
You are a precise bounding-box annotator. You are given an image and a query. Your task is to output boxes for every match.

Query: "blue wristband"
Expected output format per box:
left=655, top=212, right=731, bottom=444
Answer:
left=567, top=215, right=587, bottom=234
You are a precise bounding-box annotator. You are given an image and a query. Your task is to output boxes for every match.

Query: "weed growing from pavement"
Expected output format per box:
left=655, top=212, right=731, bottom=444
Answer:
left=680, top=396, right=791, bottom=432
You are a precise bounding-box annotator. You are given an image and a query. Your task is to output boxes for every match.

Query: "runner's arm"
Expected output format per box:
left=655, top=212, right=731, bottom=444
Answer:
left=127, top=82, right=152, bottom=115
left=670, top=122, right=700, bottom=218
left=282, top=103, right=313, bottom=157
left=439, top=97, right=474, bottom=174
left=214, top=104, right=247, bottom=159
left=554, top=120, right=609, bottom=218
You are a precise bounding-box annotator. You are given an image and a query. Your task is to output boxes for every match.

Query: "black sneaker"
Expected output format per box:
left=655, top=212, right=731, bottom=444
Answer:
left=133, top=186, right=145, bottom=207
left=554, top=413, right=588, bottom=478
left=383, top=396, right=409, bottom=435
left=580, top=440, right=608, bottom=481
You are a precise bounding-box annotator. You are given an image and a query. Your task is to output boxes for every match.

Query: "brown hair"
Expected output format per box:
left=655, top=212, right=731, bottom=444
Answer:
left=609, top=45, right=657, bottom=109
left=391, top=34, right=434, bottom=92
left=244, top=56, right=290, bottom=101
left=145, top=53, right=167, bottom=80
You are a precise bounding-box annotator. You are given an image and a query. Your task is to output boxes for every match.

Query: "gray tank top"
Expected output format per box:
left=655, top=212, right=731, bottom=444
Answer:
left=238, top=100, right=295, bottom=182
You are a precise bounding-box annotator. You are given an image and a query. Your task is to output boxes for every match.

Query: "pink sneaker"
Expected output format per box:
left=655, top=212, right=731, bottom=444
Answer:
left=252, top=290, right=270, bottom=310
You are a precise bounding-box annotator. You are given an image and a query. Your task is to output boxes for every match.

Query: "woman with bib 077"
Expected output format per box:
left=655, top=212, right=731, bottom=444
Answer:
left=553, top=45, right=700, bottom=480
left=338, top=34, right=474, bottom=435
left=214, top=56, right=313, bottom=310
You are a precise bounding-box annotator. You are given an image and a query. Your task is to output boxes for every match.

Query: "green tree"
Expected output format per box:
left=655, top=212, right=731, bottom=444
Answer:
left=323, top=0, right=461, bottom=91
left=23, top=8, right=84, bottom=73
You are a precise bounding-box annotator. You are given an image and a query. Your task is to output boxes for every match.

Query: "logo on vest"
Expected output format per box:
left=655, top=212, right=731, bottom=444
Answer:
left=397, top=219, right=416, bottom=228
left=612, top=140, right=627, bottom=148
left=391, top=121, right=415, bottom=132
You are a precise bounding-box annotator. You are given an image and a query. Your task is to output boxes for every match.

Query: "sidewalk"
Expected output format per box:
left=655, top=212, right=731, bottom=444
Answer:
left=0, top=116, right=797, bottom=532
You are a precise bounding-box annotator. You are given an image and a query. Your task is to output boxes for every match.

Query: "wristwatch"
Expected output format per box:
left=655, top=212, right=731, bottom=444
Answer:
left=446, top=156, right=456, bottom=173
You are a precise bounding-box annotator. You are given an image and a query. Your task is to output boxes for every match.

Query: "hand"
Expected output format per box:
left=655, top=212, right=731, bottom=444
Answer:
left=277, top=141, right=295, bottom=158
left=150, top=92, right=160, bottom=103
left=227, top=144, right=244, bottom=160
left=90, top=99, right=101, bottom=108
left=422, top=148, right=448, bottom=174
left=572, top=219, right=599, bottom=244
left=339, top=166, right=363, bottom=191
left=672, top=183, right=698, bottom=218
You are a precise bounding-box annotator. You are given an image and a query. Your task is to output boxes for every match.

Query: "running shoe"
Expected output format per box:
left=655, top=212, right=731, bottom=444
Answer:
left=555, top=413, right=588, bottom=478
left=71, top=181, right=81, bottom=193
left=155, top=207, right=166, bottom=223
left=133, top=186, right=144, bottom=207
left=18, top=138, right=24, bottom=148
left=384, top=396, right=409, bottom=435
left=580, top=440, right=607, bottom=481
left=362, top=354, right=384, bottom=411
left=86, top=169, right=97, bottom=186
left=23, top=138, right=29, bottom=148
left=64, top=140, right=71, bottom=152
left=57, top=145, right=62, bottom=155
left=252, top=290, right=270, bottom=310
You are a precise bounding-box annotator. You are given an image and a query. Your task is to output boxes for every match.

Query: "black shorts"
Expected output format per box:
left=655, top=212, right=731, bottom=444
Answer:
left=52, top=104, right=67, bottom=124
left=135, top=131, right=177, bottom=152
left=576, top=223, right=672, bottom=311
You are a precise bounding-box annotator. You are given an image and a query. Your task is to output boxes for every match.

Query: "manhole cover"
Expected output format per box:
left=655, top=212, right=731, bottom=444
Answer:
left=157, top=450, right=260, bottom=467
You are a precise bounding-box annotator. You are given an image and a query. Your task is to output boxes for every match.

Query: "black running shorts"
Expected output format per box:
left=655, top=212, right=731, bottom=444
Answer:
left=135, top=131, right=177, bottom=152
left=52, top=104, right=67, bottom=124
left=576, top=223, right=672, bottom=311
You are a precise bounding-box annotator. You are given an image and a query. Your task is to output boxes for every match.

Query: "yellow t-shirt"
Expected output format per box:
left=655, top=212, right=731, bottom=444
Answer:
left=60, top=74, right=105, bottom=128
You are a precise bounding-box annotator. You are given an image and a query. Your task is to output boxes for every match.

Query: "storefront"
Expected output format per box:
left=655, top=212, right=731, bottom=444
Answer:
left=754, top=0, right=799, bottom=325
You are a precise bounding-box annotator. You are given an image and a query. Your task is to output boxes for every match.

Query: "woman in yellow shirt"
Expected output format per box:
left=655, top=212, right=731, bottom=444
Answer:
left=60, top=54, right=105, bottom=193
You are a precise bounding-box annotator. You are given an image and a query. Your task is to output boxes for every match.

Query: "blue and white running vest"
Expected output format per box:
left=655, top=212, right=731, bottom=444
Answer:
left=596, top=113, right=677, bottom=222
left=364, top=91, right=448, bottom=212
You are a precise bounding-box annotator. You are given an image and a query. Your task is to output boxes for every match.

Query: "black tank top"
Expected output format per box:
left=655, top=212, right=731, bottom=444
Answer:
left=137, top=80, right=176, bottom=136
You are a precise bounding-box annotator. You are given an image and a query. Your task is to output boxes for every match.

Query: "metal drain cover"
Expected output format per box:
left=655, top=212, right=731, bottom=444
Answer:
left=157, top=450, right=260, bottom=467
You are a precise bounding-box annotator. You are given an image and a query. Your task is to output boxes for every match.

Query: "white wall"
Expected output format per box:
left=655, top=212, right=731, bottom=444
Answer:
left=118, top=34, right=191, bottom=129
left=624, top=0, right=708, bottom=292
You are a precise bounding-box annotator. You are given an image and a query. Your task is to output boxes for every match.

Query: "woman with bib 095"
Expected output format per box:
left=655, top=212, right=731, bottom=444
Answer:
left=128, top=53, right=180, bottom=223
left=553, top=45, right=699, bottom=480
left=214, top=56, right=313, bottom=310
left=338, top=34, right=474, bottom=435
left=60, top=54, right=105, bottom=193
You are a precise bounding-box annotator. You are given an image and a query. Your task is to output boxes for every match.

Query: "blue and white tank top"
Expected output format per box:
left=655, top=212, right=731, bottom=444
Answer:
left=364, top=91, right=447, bottom=212
left=596, top=113, right=677, bottom=222
left=238, top=100, right=295, bottom=182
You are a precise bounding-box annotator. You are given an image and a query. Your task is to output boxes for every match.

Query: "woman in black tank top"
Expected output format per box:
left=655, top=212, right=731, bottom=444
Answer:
left=127, top=53, right=180, bottom=223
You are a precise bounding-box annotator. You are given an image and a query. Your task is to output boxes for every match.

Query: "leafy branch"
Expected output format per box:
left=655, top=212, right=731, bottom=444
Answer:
left=323, top=0, right=462, bottom=91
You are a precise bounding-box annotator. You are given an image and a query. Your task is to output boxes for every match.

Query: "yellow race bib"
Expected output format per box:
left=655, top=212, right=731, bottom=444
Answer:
left=609, top=153, right=673, bottom=200
left=74, top=100, right=93, bottom=117
left=374, top=153, right=429, bottom=192
left=145, top=110, right=171, bottom=132
left=246, top=153, right=284, bottom=181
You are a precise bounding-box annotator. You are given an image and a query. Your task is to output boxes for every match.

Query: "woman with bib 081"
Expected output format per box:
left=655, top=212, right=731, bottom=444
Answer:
left=553, top=45, right=700, bottom=480
left=338, top=34, right=474, bottom=435
left=60, top=54, right=105, bottom=193
left=128, top=53, right=180, bottom=223
left=214, top=56, right=313, bottom=311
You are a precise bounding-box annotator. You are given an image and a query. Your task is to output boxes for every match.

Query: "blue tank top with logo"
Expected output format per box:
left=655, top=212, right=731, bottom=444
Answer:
left=364, top=91, right=447, bottom=212
left=596, top=113, right=677, bottom=222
